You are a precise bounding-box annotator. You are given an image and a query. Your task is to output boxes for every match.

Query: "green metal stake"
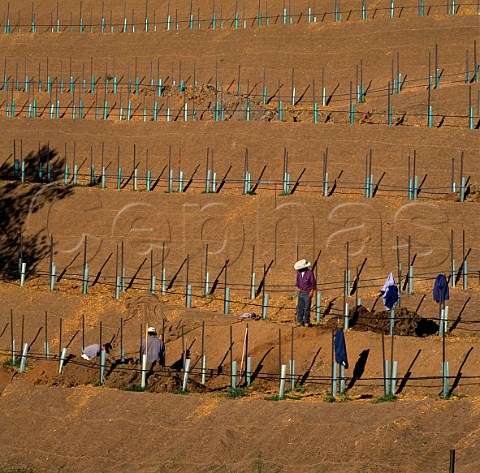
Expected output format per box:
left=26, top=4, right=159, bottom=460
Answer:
left=115, top=276, right=121, bottom=299
left=82, top=264, right=89, bottom=294
left=332, top=362, right=338, bottom=397
left=262, top=293, right=269, bottom=319
left=161, top=268, right=167, bottom=295
left=389, top=309, right=395, bottom=336
left=344, top=303, right=349, bottom=329
left=279, top=364, right=287, bottom=398
left=178, top=171, right=184, bottom=192
left=442, top=361, right=449, bottom=397
left=384, top=359, right=389, bottom=395
left=146, top=171, right=151, bottom=190
left=224, top=287, right=230, bottom=314
left=11, top=339, right=16, bottom=365
left=141, top=354, right=147, bottom=388
left=315, top=292, right=321, bottom=322
left=50, top=264, right=56, bottom=291
left=290, top=359, right=295, bottom=390
left=100, top=349, right=106, bottom=384
left=58, top=348, right=68, bottom=373
left=182, top=358, right=191, bottom=392
left=463, top=260, right=468, bottom=290
left=231, top=361, right=237, bottom=390
left=408, top=265, right=414, bottom=295
left=201, top=355, right=206, bottom=384
left=19, top=343, right=28, bottom=374
left=391, top=361, right=398, bottom=394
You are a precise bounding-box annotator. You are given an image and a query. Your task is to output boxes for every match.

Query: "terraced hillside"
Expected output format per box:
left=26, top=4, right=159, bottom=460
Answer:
left=0, top=1, right=479, bottom=472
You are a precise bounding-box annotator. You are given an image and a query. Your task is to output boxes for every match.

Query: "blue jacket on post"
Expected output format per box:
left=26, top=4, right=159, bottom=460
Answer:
left=433, top=274, right=449, bottom=304
left=334, top=328, right=348, bottom=369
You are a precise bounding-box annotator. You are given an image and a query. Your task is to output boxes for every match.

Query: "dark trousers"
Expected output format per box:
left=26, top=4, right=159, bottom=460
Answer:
left=297, top=292, right=311, bottom=324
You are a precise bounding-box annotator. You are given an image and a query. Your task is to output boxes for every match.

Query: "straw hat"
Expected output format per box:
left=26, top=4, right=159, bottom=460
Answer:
left=147, top=327, right=157, bottom=334
left=294, top=259, right=311, bottom=271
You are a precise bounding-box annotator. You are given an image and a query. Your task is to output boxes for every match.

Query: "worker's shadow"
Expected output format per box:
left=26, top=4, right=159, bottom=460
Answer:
left=106, top=358, right=135, bottom=377
left=395, top=349, right=421, bottom=395
left=249, top=347, right=274, bottom=385
left=297, top=347, right=322, bottom=386
left=170, top=349, right=191, bottom=372
left=448, top=347, right=474, bottom=396
left=322, top=298, right=337, bottom=318
left=346, top=349, right=370, bottom=390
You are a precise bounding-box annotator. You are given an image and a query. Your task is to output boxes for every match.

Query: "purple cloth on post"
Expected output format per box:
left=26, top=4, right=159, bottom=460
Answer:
left=296, top=269, right=317, bottom=291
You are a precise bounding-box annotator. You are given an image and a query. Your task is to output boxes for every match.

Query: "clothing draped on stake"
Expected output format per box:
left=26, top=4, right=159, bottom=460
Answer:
left=381, top=272, right=399, bottom=310
left=433, top=274, right=449, bottom=304
left=334, top=328, right=348, bottom=368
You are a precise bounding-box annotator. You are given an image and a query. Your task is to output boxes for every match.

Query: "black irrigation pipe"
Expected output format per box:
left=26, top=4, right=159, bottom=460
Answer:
left=2, top=65, right=478, bottom=95
left=3, top=171, right=474, bottom=198
left=4, top=266, right=480, bottom=304
left=10, top=268, right=480, bottom=295
left=0, top=87, right=477, bottom=116
left=2, top=350, right=480, bottom=387
left=14, top=262, right=480, bottom=289
left=3, top=275, right=480, bottom=324
left=1, top=100, right=477, bottom=123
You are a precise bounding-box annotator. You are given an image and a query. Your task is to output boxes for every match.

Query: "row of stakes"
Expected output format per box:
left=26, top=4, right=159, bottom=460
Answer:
left=16, top=225, right=472, bottom=329
left=1, top=41, right=479, bottom=127
left=2, top=44, right=478, bottom=99
left=6, top=312, right=453, bottom=398
left=2, top=0, right=477, bottom=34
left=2, top=82, right=478, bottom=129
left=8, top=142, right=473, bottom=202
left=12, top=232, right=469, bottom=397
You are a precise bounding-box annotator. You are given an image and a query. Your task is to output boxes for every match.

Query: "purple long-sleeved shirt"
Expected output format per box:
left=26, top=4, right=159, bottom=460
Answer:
left=140, top=335, right=166, bottom=365
left=296, top=269, right=316, bottom=292
left=82, top=344, right=101, bottom=359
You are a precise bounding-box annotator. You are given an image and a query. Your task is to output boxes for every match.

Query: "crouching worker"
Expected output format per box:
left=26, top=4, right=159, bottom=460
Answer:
left=81, top=343, right=112, bottom=361
left=140, top=327, right=166, bottom=366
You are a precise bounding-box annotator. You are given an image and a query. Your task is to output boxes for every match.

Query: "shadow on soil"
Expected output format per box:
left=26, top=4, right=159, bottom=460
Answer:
left=0, top=144, right=72, bottom=281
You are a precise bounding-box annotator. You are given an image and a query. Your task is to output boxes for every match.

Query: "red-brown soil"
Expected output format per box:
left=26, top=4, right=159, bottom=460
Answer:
left=0, top=2, right=479, bottom=472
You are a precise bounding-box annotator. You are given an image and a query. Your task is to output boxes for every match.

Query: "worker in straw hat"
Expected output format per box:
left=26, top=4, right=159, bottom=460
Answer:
left=140, top=327, right=166, bottom=365
left=294, top=259, right=316, bottom=327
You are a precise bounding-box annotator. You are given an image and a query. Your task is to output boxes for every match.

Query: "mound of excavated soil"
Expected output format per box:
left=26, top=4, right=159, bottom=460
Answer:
left=346, top=305, right=439, bottom=337
left=19, top=358, right=208, bottom=394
